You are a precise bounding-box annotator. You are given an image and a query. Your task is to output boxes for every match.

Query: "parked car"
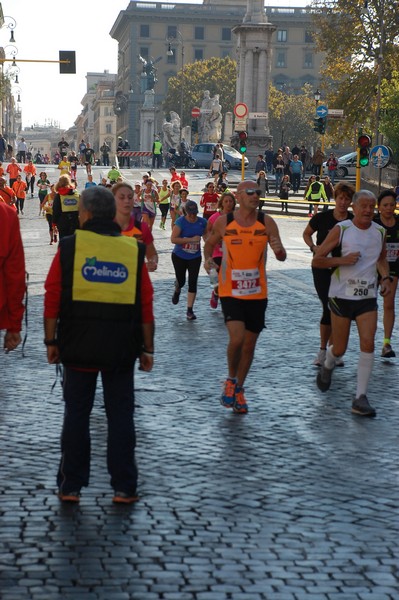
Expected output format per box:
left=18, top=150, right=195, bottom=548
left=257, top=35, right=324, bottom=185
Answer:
left=191, top=143, right=249, bottom=170
left=323, top=151, right=357, bottom=178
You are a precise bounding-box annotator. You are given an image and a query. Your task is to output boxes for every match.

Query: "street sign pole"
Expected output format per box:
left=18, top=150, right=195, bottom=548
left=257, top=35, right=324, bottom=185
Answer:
left=356, top=148, right=361, bottom=192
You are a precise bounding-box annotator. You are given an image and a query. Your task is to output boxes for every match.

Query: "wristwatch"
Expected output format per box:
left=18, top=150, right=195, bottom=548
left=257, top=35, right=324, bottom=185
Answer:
left=382, top=276, right=393, bottom=283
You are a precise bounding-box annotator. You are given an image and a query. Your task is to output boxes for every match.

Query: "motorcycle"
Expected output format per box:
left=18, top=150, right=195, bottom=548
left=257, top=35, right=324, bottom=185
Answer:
left=167, top=148, right=196, bottom=169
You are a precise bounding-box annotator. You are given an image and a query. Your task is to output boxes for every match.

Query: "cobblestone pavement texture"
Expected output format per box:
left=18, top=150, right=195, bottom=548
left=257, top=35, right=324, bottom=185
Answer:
left=1, top=167, right=398, bottom=599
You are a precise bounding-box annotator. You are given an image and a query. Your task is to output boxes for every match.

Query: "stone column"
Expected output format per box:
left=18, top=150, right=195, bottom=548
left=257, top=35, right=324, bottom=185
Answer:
left=243, top=50, right=254, bottom=108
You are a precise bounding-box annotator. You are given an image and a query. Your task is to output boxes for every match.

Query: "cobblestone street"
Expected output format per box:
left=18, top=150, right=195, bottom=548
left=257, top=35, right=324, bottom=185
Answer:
left=1, top=173, right=398, bottom=599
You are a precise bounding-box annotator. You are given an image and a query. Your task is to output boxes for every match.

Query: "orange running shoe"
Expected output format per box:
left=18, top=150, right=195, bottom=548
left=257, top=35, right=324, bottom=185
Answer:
left=233, top=386, right=248, bottom=414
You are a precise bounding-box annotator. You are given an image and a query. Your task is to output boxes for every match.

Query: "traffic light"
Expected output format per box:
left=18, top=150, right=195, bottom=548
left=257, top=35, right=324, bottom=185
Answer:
left=313, top=117, right=327, bottom=134
left=191, top=119, right=198, bottom=134
left=238, top=131, right=248, bottom=153
left=358, top=134, right=372, bottom=167
left=59, top=51, right=76, bottom=74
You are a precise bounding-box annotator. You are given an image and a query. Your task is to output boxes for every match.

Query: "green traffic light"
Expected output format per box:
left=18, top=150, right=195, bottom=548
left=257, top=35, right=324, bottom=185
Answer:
left=359, top=156, right=369, bottom=167
left=240, top=146, right=247, bottom=153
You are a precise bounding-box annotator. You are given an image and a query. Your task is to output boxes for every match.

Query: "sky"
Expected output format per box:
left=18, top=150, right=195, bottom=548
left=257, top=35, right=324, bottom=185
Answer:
left=6, top=0, right=308, bottom=132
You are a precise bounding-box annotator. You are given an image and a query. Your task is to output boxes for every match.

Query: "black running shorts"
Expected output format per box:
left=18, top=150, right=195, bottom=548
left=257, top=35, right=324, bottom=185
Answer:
left=328, top=297, right=377, bottom=320
left=220, top=297, right=268, bottom=333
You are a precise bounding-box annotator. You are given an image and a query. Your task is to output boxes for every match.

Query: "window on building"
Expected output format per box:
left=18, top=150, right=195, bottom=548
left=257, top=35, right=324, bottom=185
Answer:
left=140, top=47, right=149, bottom=60
left=304, top=52, right=313, bottom=68
left=305, top=30, right=314, bottom=43
left=194, top=48, right=204, bottom=61
left=167, top=50, right=176, bottom=64
left=221, top=27, right=231, bottom=41
left=221, top=49, right=231, bottom=59
left=140, top=24, right=150, bottom=38
left=194, top=26, right=204, bottom=40
left=277, top=29, right=287, bottom=42
left=276, top=52, right=286, bottom=68
left=106, top=123, right=112, bottom=134
left=167, top=25, right=177, bottom=39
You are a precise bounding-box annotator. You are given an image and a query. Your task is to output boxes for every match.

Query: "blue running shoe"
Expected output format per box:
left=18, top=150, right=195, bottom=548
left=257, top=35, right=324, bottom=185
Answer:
left=221, top=378, right=236, bottom=408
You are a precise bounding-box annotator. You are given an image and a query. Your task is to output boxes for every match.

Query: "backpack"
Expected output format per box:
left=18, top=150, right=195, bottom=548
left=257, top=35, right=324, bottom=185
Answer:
left=311, top=181, right=321, bottom=194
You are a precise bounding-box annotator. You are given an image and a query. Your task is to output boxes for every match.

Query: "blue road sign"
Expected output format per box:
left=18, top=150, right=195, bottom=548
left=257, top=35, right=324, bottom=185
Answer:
left=316, top=104, right=328, bottom=118
left=370, top=145, right=391, bottom=169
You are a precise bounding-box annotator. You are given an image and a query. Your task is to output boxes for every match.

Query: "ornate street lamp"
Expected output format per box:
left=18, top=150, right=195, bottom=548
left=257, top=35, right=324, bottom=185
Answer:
left=0, top=13, right=17, bottom=43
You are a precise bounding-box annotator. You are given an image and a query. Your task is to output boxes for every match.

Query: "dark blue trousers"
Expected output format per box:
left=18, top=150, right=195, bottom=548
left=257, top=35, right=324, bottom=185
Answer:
left=57, top=366, right=137, bottom=496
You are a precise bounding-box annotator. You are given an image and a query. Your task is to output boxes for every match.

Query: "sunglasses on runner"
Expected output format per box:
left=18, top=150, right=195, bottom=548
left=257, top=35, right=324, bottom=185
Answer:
left=243, top=188, right=262, bottom=196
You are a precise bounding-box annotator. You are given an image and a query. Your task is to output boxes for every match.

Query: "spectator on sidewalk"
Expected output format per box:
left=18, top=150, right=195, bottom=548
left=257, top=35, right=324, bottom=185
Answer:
left=100, top=141, right=111, bottom=167
left=44, top=186, right=154, bottom=504
left=152, top=137, right=163, bottom=169
left=17, top=137, right=28, bottom=164
left=0, top=201, right=25, bottom=352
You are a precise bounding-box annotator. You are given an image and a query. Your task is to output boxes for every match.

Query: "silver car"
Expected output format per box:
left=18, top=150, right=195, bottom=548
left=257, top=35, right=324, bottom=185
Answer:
left=191, top=143, right=249, bottom=170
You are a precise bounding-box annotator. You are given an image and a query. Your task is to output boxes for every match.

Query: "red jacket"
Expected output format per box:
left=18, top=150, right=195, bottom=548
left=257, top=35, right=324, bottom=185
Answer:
left=0, top=202, right=26, bottom=331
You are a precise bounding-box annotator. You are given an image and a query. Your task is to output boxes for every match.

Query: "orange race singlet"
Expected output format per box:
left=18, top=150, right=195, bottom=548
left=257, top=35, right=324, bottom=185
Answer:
left=218, top=212, right=268, bottom=300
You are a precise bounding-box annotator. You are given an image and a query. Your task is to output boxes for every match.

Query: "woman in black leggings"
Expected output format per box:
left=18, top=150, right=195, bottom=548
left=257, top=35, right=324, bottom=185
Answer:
left=171, top=200, right=207, bottom=321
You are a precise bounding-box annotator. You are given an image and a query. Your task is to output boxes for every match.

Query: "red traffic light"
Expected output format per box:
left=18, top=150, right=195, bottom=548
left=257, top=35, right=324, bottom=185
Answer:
left=238, top=131, right=248, bottom=141
left=358, top=134, right=371, bottom=148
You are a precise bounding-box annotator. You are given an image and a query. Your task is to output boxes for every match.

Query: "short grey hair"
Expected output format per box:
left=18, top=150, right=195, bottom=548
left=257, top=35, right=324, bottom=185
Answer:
left=81, top=186, right=116, bottom=220
left=352, top=189, right=376, bottom=205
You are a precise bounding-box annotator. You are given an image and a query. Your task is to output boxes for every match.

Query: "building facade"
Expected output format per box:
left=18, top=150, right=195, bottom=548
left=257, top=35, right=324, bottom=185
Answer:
left=75, top=71, right=117, bottom=159
left=90, top=76, right=118, bottom=161
left=110, top=1, right=323, bottom=148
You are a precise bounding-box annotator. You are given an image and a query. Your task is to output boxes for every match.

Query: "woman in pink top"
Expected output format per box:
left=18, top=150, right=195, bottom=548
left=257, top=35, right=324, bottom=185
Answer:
left=206, top=191, right=236, bottom=309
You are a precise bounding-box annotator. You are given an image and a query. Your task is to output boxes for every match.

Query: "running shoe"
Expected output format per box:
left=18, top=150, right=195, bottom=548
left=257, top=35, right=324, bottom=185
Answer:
left=58, top=490, right=80, bottom=503
left=335, top=356, right=345, bottom=367
left=381, top=344, right=396, bottom=358
left=112, top=491, right=139, bottom=504
left=316, top=365, right=333, bottom=392
left=313, top=348, right=326, bottom=367
left=220, top=378, right=236, bottom=408
left=186, top=309, right=197, bottom=321
left=233, top=386, right=248, bottom=414
left=210, top=290, right=219, bottom=309
left=351, top=395, right=376, bottom=417
left=172, top=284, right=180, bottom=305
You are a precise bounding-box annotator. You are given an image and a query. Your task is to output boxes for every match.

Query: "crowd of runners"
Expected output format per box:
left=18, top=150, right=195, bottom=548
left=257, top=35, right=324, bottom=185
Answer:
left=1, top=156, right=399, bottom=502
left=1, top=160, right=399, bottom=422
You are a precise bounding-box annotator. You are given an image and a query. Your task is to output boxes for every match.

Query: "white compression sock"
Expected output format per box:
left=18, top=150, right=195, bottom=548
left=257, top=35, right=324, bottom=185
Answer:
left=325, top=345, right=337, bottom=369
left=356, top=351, right=374, bottom=398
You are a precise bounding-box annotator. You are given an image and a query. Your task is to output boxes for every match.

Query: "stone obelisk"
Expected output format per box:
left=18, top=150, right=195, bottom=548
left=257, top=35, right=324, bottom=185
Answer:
left=232, top=0, right=275, bottom=165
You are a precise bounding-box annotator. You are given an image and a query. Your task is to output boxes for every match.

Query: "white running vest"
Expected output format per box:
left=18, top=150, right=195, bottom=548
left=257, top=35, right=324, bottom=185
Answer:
left=329, top=219, right=385, bottom=300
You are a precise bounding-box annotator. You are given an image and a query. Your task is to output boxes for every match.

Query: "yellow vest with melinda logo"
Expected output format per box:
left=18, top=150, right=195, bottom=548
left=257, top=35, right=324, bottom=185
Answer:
left=73, top=229, right=139, bottom=304
left=60, top=190, right=80, bottom=212
left=58, top=229, right=144, bottom=369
